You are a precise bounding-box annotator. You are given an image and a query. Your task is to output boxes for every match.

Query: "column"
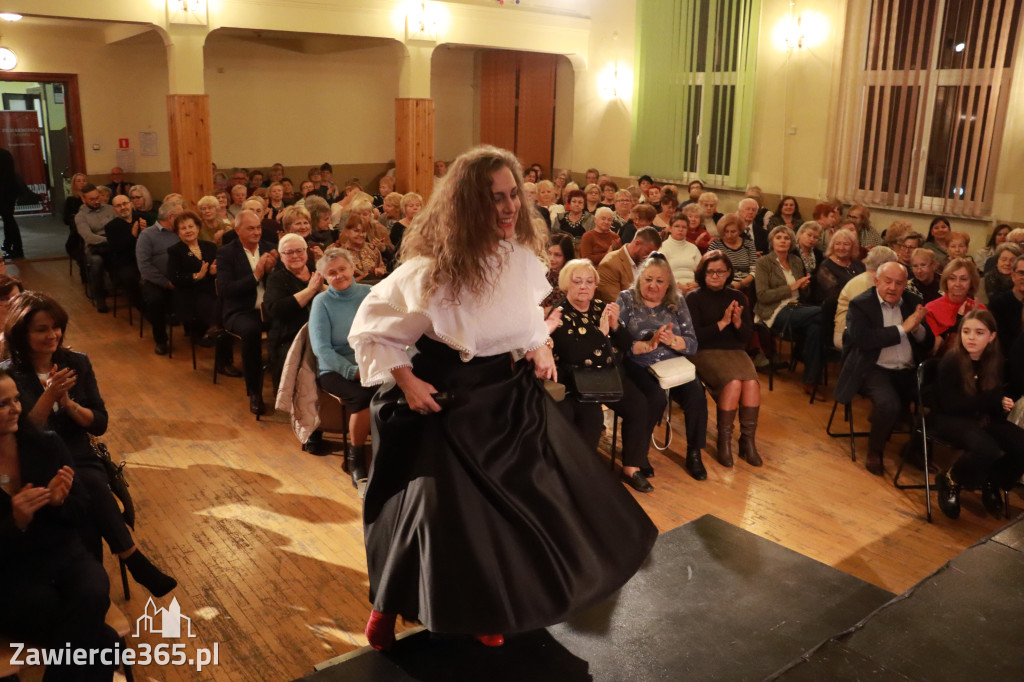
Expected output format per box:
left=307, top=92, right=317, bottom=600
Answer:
left=395, top=44, right=435, bottom=198
left=164, top=25, right=212, bottom=201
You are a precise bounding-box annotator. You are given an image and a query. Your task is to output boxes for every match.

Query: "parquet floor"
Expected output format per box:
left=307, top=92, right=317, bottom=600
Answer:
left=12, top=258, right=1014, bottom=681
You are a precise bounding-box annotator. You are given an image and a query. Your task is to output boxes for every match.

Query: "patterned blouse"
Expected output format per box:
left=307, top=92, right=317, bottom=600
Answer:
left=615, top=289, right=698, bottom=368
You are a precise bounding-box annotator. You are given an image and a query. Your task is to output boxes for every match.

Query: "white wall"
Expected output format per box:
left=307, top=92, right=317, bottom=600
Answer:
left=431, top=45, right=477, bottom=162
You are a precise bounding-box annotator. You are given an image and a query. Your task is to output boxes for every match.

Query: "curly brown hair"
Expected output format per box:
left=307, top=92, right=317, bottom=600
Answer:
left=399, top=145, right=547, bottom=304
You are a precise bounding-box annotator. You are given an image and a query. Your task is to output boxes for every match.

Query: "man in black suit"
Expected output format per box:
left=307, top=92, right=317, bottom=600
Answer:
left=835, top=262, right=934, bottom=475
left=217, top=209, right=278, bottom=414
left=0, top=146, right=33, bottom=259
left=104, top=194, right=144, bottom=310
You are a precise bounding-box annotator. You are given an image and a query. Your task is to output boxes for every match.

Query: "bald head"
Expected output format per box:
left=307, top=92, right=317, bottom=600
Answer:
left=876, top=261, right=909, bottom=305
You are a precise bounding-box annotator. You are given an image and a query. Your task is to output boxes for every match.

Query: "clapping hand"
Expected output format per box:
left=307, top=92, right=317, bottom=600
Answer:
left=196, top=261, right=210, bottom=280
left=730, top=300, right=743, bottom=327
left=306, top=272, right=325, bottom=293
left=902, top=304, right=926, bottom=333
left=545, top=307, right=563, bottom=335
left=47, top=466, right=74, bottom=506
left=44, top=366, right=77, bottom=401
left=599, top=302, right=620, bottom=335
left=11, top=484, right=52, bottom=529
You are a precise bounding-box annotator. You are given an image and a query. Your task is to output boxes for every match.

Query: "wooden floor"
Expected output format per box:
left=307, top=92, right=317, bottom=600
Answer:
left=13, top=258, right=1015, bottom=682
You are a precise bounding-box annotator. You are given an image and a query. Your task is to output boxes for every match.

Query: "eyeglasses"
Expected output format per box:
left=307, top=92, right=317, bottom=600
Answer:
left=705, top=269, right=730, bottom=276
left=280, top=249, right=306, bottom=257
left=1014, top=269, right=1024, bottom=276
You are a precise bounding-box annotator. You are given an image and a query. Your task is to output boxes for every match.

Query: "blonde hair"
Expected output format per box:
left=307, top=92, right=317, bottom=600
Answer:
left=939, top=257, right=980, bottom=296
left=558, top=258, right=599, bottom=292
left=197, top=195, right=219, bottom=210
left=399, top=145, right=547, bottom=304
left=825, top=228, right=858, bottom=257
left=279, top=205, right=310, bottom=233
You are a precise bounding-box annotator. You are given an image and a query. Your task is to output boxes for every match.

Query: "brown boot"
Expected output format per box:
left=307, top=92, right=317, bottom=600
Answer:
left=737, top=405, right=763, bottom=467
left=716, top=407, right=736, bottom=467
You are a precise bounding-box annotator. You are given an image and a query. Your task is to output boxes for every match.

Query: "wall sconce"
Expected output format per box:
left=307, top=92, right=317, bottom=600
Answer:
left=406, top=2, right=438, bottom=43
left=0, top=46, right=17, bottom=71
left=598, top=61, right=632, bottom=101
left=785, top=13, right=804, bottom=50
left=168, top=0, right=208, bottom=26
left=772, top=4, right=828, bottom=52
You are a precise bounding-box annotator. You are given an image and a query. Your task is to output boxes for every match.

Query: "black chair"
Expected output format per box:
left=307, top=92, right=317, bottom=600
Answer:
left=755, top=317, right=798, bottom=392
left=825, top=399, right=868, bottom=462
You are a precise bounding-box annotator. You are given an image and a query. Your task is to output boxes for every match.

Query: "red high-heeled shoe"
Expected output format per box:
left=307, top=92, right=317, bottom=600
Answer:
left=475, top=634, right=505, bottom=647
left=365, top=609, right=397, bottom=651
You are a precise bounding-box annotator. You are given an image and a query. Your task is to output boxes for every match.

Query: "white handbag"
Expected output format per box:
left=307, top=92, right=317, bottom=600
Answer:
left=647, top=355, right=696, bottom=389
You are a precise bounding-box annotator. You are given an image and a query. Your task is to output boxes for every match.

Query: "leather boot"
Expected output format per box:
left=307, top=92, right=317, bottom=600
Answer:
left=737, top=405, right=763, bottom=467
left=124, top=549, right=177, bottom=597
left=685, top=448, right=707, bottom=481
left=346, top=444, right=367, bottom=489
left=715, top=408, right=736, bottom=467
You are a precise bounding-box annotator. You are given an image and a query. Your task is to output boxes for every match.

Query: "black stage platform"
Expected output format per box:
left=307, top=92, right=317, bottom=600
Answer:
left=772, top=515, right=1024, bottom=681
left=302, top=514, right=894, bottom=681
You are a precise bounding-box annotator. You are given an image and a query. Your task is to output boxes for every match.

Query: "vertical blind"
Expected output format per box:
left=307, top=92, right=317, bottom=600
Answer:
left=831, top=0, right=1021, bottom=216
left=631, top=0, right=760, bottom=187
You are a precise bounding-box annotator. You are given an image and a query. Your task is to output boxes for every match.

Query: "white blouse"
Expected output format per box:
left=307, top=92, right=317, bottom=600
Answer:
left=349, top=240, right=552, bottom=386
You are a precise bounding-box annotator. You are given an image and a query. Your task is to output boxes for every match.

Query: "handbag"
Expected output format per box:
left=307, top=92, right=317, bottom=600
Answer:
left=647, top=355, right=696, bottom=389
left=573, top=365, right=623, bottom=403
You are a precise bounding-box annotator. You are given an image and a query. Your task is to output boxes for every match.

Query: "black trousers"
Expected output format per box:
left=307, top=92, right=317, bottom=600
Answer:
left=74, top=458, right=133, bottom=558
left=557, top=368, right=653, bottom=468
left=933, top=416, right=1024, bottom=490
left=625, top=360, right=708, bottom=451
left=318, top=371, right=376, bottom=412
left=225, top=310, right=264, bottom=396
left=859, top=366, right=917, bottom=456
left=0, top=543, right=119, bottom=681
left=0, top=197, right=22, bottom=254
left=141, top=280, right=172, bottom=345
left=109, top=264, right=141, bottom=310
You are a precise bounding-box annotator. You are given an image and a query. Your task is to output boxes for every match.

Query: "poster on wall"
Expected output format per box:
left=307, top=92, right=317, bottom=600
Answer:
left=0, top=110, right=48, bottom=212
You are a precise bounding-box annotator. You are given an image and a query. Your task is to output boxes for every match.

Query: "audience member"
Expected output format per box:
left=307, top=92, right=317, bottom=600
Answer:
left=227, top=183, right=248, bottom=219
left=744, top=186, right=772, bottom=253
left=975, top=223, right=1011, bottom=270
left=129, top=184, right=157, bottom=225
left=596, top=226, right=661, bottom=303
left=925, top=257, right=985, bottom=354
left=105, top=166, right=131, bottom=198
left=910, top=247, right=942, bottom=303
left=543, top=234, right=574, bottom=308
left=265, top=233, right=324, bottom=390
left=988, top=253, right=1024, bottom=355
left=707, top=214, right=757, bottom=291
left=835, top=262, right=933, bottom=475
left=983, top=243, right=1022, bottom=302
left=580, top=207, right=621, bottom=266
left=390, top=192, right=422, bottom=250
left=166, top=210, right=223, bottom=352
left=611, top=189, right=633, bottom=234
left=103, top=194, right=144, bottom=311
left=662, top=212, right=702, bottom=293
left=697, top=192, right=723, bottom=237
left=816, top=228, right=865, bottom=304
left=923, top=216, right=952, bottom=265
left=557, top=189, right=592, bottom=239
left=75, top=184, right=116, bottom=312
left=794, top=222, right=824, bottom=288
left=136, top=199, right=184, bottom=355
left=833, top=246, right=899, bottom=349
left=340, top=215, right=386, bottom=282
left=653, top=191, right=679, bottom=230
left=848, top=204, right=881, bottom=252
left=766, top=196, right=803, bottom=232
left=583, top=183, right=603, bottom=214
left=686, top=251, right=762, bottom=468
left=197, top=195, right=231, bottom=244
left=681, top=203, right=712, bottom=253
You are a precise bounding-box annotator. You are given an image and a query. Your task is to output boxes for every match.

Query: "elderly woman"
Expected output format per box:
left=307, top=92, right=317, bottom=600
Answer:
left=815, top=227, right=864, bottom=303
left=686, top=251, right=762, bottom=467
left=550, top=259, right=656, bottom=492
left=755, top=225, right=823, bottom=393
left=389, top=191, right=422, bottom=250
left=926, top=257, right=986, bottom=354
left=349, top=145, right=655, bottom=650
left=557, top=189, right=592, bottom=239
left=681, top=202, right=712, bottom=253
left=553, top=169, right=570, bottom=203
left=537, top=180, right=565, bottom=228
left=349, top=196, right=394, bottom=262
left=924, top=217, right=952, bottom=265
left=340, top=215, right=386, bottom=282
left=543, top=234, right=575, bottom=309
left=197, top=195, right=231, bottom=244
left=977, top=223, right=1011, bottom=271
left=583, top=183, right=603, bottom=214
left=308, top=247, right=375, bottom=476
left=616, top=253, right=709, bottom=481
left=166, top=210, right=221, bottom=346
left=697, top=192, right=723, bottom=237
left=910, top=247, right=942, bottom=303
left=226, top=183, right=248, bottom=220
left=265, top=233, right=325, bottom=390
left=128, top=184, right=157, bottom=225
left=372, top=174, right=395, bottom=210
left=2, top=293, right=176, bottom=597
left=580, top=207, right=622, bottom=266
left=380, top=191, right=404, bottom=229
left=267, top=181, right=287, bottom=220
left=766, top=196, right=803, bottom=232
left=708, top=214, right=757, bottom=290
left=794, top=221, right=823, bottom=275
left=302, top=195, right=335, bottom=249
left=662, top=212, right=702, bottom=293
left=985, top=243, right=1023, bottom=300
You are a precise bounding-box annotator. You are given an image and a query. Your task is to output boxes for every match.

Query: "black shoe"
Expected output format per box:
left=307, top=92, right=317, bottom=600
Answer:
left=249, top=394, right=264, bottom=415
left=154, top=343, right=168, bottom=355
left=981, top=481, right=1004, bottom=517
left=302, top=440, right=328, bottom=456
left=937, top=471, right=961, bottom=520
left=95, top=300, right=109, bottom=313
left=622, top=471, right=654, bottom=493
left=866, top=452, right=884, bottom=476
left=685, top=448, right=707, bottom=481
left=346, top=444, right=367, bottom=488
left=217, top=364, right=242, bottom=378
left=640, top=466, right=655, bottom=478
left=123, top=550, right=177, bottom=598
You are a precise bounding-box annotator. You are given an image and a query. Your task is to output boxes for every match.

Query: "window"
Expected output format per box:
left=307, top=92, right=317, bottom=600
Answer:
left=831, top=0, right=1022, bottom=217
left=631, top=0, right=760, bottom=187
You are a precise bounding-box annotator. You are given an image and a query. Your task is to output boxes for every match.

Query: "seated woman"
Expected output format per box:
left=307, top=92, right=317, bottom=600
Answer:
left=662, top=212, right=702, bottom=294
left=267, top=181, right=287, bottom=221
left=226, top=183, right=248, bottom=220
left=2, top=293, right=176, bottom=597
left=708, top=214, right=757, bottom=292
left=583, top=183, right=603, bottom=215
left=308, top=248, right=375, bottom=484
left=265, top=233, right=324, bottom=390
left=129, top=183, right=157, bottom=225
left=686, top=251, right=762, bottom=467
left=976, top=223, right=1011, bottom=271
left=339, top=215, right=387, bottom=282
left=616, top=254, right=709, bottom=481
left=349, top=196, right=395, bottom=264
left=794, top=222, right=824, bottom=284
left=302, top=195, right=336, bottom=251
left=537, top=180, right=565, bottom=229
left=766, top=195, right=803, bottom=232
left=544, top=234, right=574, bottom=307
left=653, top=191, right=679, bottom=231
left=0, top=368, right=120, bottom=682
left=0, top=275, right=22, bottom=355
left=755, top=225, right=823, bottom=394
left=389, top=191, right=422, bottom=250
left=946, top=231, right=972, bottom=262
left=697, top=191, right=724, bottom=237
left=910, top=247, right=942, bottom=303
left=278, top=204, right=324, bottom=270
left=680, top=202, right=712, bottom=253
left=557, top=189, right=592, bottom=240
left=550, top=259, right=656, bottom=492
left=196, top=195, right=231, bottom=244
left=167, top=210, right=221, bottom=345
left=580, top=207, right=622, bottom=266
left=926, top=257, right=986, bottom=354
left=380, top=191, right=404, bottom=230
left=931, top=310, right=1024, bottom=519
left=984, top=243, right=1023, bottom=301
left=815, top=227, right=864, bottom=304
left=372, top=174, right=394, bottom=211
left=923, top=216, right=952, bottom=265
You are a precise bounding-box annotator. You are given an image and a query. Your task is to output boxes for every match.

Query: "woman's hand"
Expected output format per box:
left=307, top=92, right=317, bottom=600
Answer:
left=309, top=245, right=324, bottom=262
left=526, top=345, right=557, bottom=382
left=731, top=301, right=744, bottom=328
left=195, top=261, right=210, bottom=280
left=43, top=366, right=77, bottom=401
left=11, top=484, right=51, bottom=529
left=718, top=301, right=735, bottom=330
left=46, top=466, right=74, bottom=506
left=545, top=307, right=563, bottom=335
left=208, top=260, right=217, bottom=276
left=599, top=302, right=620, bottom=335
left=306, top=272, right=325, bottom=294
left=1003, top=396, right=1015, bottom=412
left=392, top=366, right=442, bottom=414
left=791, top=274, right=811, bottom=291
left=678, top=281, right=699, bottom=294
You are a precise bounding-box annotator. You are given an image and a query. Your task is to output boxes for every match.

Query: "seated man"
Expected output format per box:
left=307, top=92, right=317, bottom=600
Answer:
left=105, top=165, right=131, bottom=197
left=217, top=210, right=279, bottom=415
left=595, top=226, right=661, bottom=303
left=836, top=262, right=934, bottom=475
left=136, top=199, right=183, bottom=354
left=833, top=246, right=898, bottom=350
left=104, top=194, right=144, bottom=310
left=74, top=184, right=116, bottom=312
left=988, top=254, right=1024, bottom=356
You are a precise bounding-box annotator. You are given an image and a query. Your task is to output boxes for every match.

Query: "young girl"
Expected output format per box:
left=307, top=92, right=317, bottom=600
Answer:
left=930, top=310, right=1024, bottom=519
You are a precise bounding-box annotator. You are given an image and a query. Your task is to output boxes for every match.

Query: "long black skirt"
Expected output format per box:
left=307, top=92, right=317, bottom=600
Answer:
left=364, top=337, right=658, bottom=635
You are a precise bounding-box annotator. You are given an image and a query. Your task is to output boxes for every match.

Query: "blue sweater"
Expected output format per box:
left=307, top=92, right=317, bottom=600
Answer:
left=309, top=283, right=372, bottom=380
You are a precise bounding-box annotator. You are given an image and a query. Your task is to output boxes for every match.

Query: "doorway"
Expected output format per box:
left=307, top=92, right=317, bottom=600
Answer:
left=0, top=73, right=85, bottom=217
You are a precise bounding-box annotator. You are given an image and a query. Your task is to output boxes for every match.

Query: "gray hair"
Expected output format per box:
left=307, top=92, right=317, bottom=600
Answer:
left=196, top=195, right=219, bottom=209
left=157, top=199, right=183, bottom=222
left=738, top=197, right=758, bottom=210
left=316, top=246, right=356, bottom=274
left=233, top=209, right=260, bottom=229
left=797, top=221, right=822, bottom=237
left=864, top=245, right=898, bottom=271
left=595, top=206, right=614, bottom=220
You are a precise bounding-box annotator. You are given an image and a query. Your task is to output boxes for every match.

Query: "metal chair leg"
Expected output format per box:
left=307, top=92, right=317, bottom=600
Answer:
left=119, top=558, right=131, bottom=601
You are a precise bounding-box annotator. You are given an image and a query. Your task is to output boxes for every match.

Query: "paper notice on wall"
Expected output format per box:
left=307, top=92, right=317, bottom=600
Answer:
left=116, top=148, right=135, bottom=172
left=139, top=131, right=158, bottom=157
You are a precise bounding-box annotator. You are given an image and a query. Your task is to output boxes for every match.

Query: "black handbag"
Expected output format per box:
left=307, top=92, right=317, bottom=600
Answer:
left=573, top=364, right=623, bottom=403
